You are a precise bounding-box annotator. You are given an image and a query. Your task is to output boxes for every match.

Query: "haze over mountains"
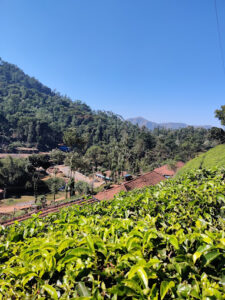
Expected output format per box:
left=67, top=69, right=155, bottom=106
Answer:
left=128, top=117, right=212, bottom=130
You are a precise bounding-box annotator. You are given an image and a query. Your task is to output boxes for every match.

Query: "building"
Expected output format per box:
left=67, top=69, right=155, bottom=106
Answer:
left=96, top=173, right=111, bottom=181
left=94, top=185, right=127, bottom=201
left=95, top=171, right=165, bottom=201
left=16, top=147, right=38, bottom=154
left=124, top=171, right=165, bottom=191
left=154, top=161, right=185, bottom=178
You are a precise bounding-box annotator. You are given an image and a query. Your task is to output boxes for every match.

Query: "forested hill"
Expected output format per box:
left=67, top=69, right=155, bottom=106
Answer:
left=0, top=58, right=147, bottom=152
left=0, top=58, right=215, bottom=170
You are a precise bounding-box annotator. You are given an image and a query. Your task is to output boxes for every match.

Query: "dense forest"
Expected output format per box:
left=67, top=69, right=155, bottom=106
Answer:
left=0, top=58, right=223, bottom=174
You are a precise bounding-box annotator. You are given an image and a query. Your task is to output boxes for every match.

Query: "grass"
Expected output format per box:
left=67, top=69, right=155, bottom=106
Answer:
left=0, top=191, right=66, bottom=207
left=176, top=144, right=225, bottom=176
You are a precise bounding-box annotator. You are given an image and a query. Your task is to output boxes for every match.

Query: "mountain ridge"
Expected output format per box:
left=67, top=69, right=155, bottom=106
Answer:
left=127, top=116, right=212, bottom=130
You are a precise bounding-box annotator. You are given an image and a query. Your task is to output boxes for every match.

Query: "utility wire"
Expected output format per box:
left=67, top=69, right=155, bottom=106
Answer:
left=214, top=0, right=225, bottom=76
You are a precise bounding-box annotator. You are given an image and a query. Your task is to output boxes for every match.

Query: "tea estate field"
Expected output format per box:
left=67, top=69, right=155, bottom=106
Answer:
left=0, top=168, right=225, bottom=299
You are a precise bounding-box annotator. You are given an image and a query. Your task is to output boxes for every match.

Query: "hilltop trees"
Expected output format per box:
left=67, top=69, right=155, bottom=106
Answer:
left=213, top=105, right=225, bottom=144
left=215, top=105, right=225, bottom=126
left=209, top=127, right=225, bottom=144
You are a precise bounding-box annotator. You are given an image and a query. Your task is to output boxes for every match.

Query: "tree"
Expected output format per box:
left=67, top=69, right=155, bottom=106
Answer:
left=28, top=154, right=51, bottom=170
left=65, top=152, right=85, bottom=176
left=215, top=105, right=225, bottom=126
left=75, top=181, right=91, bottom=195
left=47, top=176, right=65, bottom=201
left=209, top=127, right=225, bottom=144
left=50, top=149, right=66, bottom=165
left=63, top=128, right=86, bottom=152
left=67, top=177, right=75, bottom=197
left=85, top=146, right=106, bottom=172
left=28, top=154, right=51, bottom=202
left=0, top=157, right=31, bottom=198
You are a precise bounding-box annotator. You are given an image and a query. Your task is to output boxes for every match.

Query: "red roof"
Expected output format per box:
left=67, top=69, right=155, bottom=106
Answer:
left=95, top=171, right=165, bottom=201
left=95, top=185, right=127, bottom=201
left=154, top=161, right=185, bottom=177
left=124, top=171, right=165, bottom=191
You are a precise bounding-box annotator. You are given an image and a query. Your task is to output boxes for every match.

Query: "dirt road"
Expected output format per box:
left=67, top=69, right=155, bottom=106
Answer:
left=0, top=196, right=65, bottom=214
left=56, top=165, right=103, bottom=188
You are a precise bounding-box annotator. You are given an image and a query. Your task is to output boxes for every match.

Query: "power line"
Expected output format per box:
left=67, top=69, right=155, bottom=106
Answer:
left=214, top=0, right=225, bottom=76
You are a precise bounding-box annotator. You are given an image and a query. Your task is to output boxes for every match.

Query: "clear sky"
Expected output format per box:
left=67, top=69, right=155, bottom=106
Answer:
left=1, top=0, right=225, bottom=126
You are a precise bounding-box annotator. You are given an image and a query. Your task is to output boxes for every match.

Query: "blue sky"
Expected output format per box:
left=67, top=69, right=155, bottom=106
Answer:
left=1, top=0, right=225, bottom=126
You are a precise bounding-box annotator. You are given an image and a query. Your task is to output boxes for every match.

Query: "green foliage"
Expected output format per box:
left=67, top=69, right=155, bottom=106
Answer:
left=209, top=127, right=225, bottom=144
left=176, top=144, right=225, bottom=177
left=85, top=145, right=106, bottom=171
left=63, top=128, right=86, bottom=152
left=65, top=152, right=86, bottom=174
left=0, top=59, right=213, bottom=172
left=0, top=156, right=32, bottom=197
left=46, top=177, right=65, bottom=201
left=75, top=181, right=92, bottom=195
left=50, top=149, right=66, bottom=165
left=0, top=168, right=224, bottom=298
left=215, top=105, right=225, bottom=126
left=28, top=154, right=51, bottom=170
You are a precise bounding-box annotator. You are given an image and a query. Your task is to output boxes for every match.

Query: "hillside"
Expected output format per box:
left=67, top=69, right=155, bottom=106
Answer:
left=128, top=116, right=211, bottom=130
left=0, top=168, right=224, bottom=298
left=176, top=144, right=225, bottom=176
left=0, top=58, right=156, bottom=152
left=0, top=58, right=214, bottom=169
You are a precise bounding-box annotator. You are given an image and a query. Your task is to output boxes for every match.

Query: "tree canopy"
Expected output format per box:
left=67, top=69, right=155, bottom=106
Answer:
left=0, top=58, right=219, bottom=173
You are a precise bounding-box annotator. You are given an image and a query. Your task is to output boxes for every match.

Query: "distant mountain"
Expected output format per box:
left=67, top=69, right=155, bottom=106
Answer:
left=127, top=117, right=212, bottom=130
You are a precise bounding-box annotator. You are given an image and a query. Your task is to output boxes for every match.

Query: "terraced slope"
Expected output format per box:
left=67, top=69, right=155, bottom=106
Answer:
left=0, top=168, right=224, bottom=299
left=176, top=144, right=225, bottom=177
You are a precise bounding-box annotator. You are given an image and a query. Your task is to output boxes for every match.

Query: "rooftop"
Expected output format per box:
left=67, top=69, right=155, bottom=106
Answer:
left=94, top=185, right=127, bottom=201
left=154, top=161, right=185, bottom=177
left=124, top=171, right=165, bottom=191
left=95, top=171, right=165, bottom=201
left=16, top=147, right=38, bottom=151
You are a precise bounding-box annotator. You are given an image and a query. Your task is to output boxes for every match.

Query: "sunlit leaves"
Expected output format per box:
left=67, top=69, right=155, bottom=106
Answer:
left=42, top=284, right=58, bottom=300
left=160, top=281, right=175, bottom=299
left=0, top=168, right=224, bottom=298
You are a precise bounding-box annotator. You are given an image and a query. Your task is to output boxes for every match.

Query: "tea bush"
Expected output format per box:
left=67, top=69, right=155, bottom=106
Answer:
left=0, top=168, right=224, bottom=299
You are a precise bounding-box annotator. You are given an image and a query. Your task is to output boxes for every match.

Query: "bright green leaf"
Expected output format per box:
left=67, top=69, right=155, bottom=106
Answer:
left=160, top=281, right=175, bottom=300
left=76, top=282, right=91, bottom=297
left=42, top=284, right=58, bottom=300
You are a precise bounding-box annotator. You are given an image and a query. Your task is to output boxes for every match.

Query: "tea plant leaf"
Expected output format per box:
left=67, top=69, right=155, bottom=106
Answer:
left=0, top=168, right=224, bottom=298
left=203, top=250, right=221, bottom=266
left=22, top=272, right=38, bottom=286
left=168, top=236, right=179, bottom=250
left=76, top=282, right=91, bottom=297
left=128, top=265, right=148, bottom=289
left=43, top=284, right=58, bottom=300
left=160, top=281, right=175, bottom=299
left=193, top=244, right=212, bottom=264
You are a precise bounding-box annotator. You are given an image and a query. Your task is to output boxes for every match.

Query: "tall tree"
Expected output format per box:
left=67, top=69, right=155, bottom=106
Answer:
left=47, top=175, right=65, bottom=201
left=215, top=105, right=225, bottom=126
left=85, top=145, right=106, bottom=172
